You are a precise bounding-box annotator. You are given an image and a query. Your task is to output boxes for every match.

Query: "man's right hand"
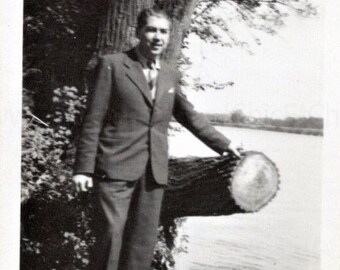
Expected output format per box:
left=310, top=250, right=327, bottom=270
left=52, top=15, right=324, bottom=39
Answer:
left=72, top=174, right=93, bottom=193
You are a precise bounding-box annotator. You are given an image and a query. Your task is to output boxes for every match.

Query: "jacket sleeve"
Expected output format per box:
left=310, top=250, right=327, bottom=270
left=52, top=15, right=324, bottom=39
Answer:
left=73, top=56, right=112, bottom=174
left=172, top=86, right=231, bottom=155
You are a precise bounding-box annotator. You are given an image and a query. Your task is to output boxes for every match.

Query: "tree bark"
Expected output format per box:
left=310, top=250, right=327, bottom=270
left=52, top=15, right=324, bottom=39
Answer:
left=155, top=0, right=198, bottom=65
left=162, top=154, right=243, bottom=223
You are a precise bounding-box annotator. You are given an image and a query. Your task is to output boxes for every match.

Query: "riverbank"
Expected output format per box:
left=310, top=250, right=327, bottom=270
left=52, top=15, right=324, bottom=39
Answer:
left=209, top=121, right=323, bottom=136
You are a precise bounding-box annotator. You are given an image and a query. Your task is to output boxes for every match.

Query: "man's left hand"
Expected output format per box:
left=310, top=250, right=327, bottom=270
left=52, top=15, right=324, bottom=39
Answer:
left=225, top=141, right=244, bottom=158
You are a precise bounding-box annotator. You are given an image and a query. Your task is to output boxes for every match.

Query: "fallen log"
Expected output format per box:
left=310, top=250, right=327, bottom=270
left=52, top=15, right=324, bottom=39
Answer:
left=162, top=151, right=280, bottom=222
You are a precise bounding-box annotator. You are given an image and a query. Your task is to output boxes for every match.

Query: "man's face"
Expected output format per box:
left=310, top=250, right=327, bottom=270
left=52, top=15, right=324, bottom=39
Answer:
left=137, top=15, right=170, bottom=59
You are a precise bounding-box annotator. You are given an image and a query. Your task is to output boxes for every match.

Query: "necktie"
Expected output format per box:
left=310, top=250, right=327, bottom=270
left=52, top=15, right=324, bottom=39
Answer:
left=147, top=60, right=158, bottom=90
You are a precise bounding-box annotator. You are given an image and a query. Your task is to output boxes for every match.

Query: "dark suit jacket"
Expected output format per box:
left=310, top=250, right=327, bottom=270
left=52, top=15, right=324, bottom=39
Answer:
left=74, top=49, right=231, bottom=185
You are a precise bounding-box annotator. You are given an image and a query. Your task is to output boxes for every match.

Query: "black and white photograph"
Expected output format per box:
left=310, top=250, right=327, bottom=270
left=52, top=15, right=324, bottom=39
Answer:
left=1, top=0, right=340, bottom=270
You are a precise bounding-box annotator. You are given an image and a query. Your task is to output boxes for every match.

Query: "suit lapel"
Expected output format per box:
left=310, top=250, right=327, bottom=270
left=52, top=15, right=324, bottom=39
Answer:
left=124, top=50, right=153, bottom=107
left=154, top=63, right=173, bottom=107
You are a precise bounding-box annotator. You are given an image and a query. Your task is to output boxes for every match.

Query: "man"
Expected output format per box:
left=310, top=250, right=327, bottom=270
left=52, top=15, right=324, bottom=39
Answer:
left=73, top=7, right=241, bottom=270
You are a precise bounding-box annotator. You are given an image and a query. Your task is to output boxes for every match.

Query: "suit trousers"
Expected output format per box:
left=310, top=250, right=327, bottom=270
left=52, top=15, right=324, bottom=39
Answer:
left=90, top=163, right=165, bottom=270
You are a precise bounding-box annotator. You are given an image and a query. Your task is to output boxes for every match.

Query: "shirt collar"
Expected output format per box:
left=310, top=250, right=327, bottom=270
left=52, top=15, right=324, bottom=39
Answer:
left=135, top=47, right=161, bottom=70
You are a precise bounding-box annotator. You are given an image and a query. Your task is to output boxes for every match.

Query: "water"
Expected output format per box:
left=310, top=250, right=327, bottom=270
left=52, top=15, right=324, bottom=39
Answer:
left=169, top=126, right=322, bottom=270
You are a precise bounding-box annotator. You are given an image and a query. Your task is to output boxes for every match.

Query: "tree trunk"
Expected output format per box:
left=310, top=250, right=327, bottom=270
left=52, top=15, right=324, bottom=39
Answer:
left=155, top=0, right=198, bottom=65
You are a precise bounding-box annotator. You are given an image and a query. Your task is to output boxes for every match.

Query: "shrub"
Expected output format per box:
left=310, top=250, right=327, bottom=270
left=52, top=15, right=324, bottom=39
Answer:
left=21, top=86, right=92, bottom=270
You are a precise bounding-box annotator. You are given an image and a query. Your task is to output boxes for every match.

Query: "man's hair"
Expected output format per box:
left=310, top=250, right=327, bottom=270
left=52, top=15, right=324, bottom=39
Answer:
left=137, top=7, right=171, bottom=31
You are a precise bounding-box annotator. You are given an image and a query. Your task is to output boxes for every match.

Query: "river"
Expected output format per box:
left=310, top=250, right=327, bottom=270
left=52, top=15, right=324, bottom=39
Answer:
left=168, top=126, right=322, bottom=270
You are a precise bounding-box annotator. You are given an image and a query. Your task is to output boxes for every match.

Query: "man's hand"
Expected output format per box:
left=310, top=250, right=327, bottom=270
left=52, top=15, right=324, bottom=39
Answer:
left=225, top=141, right=244, bottom=158
left=73, top=174, right=93, bottom=193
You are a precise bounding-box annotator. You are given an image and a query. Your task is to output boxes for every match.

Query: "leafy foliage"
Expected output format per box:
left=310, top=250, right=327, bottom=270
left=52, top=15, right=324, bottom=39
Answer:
left=23, top=0, right=102, bottom=89
left=21, top=85, right=91, bottom=269
left=230, top=109, right=248, bottom=123
left=177, top=52, right=235, bottom=94
left=190, top=0, right=317, bottom=50
left=258, top=115, right=323, bottom=129
left=21, top=86, right=86, bottom=200
left=152, top=219, right=188, bottom=270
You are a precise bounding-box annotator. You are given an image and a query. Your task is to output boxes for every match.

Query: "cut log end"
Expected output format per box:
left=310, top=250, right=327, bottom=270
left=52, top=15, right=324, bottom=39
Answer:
left=230, top=151, right=280, bottom=212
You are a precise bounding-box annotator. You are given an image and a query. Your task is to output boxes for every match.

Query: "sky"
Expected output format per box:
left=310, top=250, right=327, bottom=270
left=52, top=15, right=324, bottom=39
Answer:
left=182, top=1, right=323, bottom=119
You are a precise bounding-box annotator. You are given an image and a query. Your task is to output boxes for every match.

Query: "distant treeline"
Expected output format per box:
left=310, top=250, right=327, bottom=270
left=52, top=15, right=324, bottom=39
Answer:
left=204, top=110, right=323, bottom=136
